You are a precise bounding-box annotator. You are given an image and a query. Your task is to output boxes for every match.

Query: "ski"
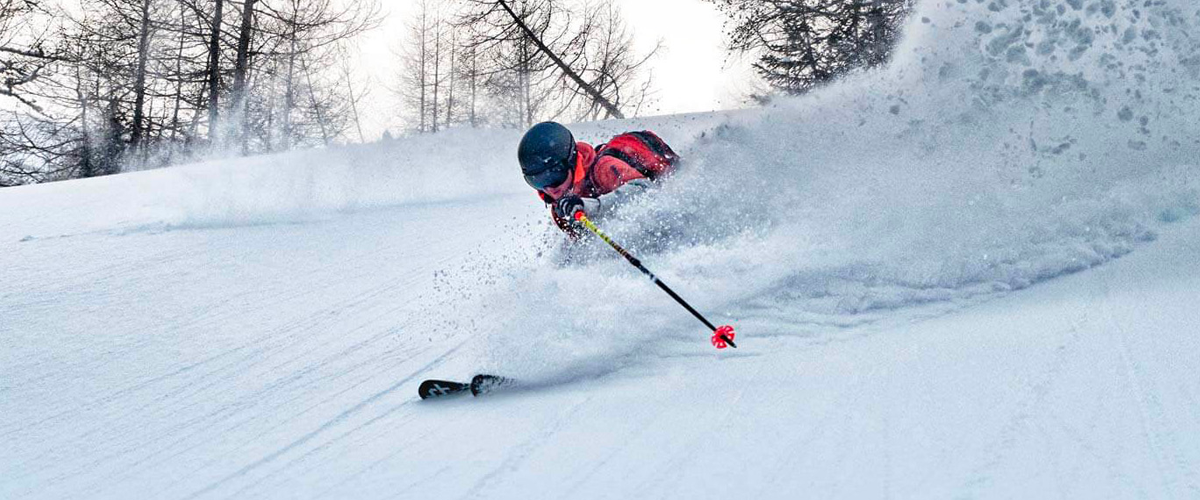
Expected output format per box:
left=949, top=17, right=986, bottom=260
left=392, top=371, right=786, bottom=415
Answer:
left=418, top=379, right=470, bottom=399
left=418, top=374, right=513, bottom=400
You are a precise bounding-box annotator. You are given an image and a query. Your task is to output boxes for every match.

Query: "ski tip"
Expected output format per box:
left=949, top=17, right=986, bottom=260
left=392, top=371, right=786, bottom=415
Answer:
left=470, top=374, right=514, bottom=397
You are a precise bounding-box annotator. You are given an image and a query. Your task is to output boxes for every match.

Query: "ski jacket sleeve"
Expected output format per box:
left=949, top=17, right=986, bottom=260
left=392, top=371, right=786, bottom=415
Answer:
left=588, top=178, right=652, bottom=215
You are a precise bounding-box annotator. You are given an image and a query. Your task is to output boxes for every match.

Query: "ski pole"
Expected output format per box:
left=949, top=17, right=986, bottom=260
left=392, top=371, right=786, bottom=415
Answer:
left=573, top=211, right=738, bottom=349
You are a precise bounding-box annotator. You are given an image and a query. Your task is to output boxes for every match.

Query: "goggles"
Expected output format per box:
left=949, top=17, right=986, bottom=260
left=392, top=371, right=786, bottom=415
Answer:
left=524, top=167, right=570, bottom=191
left=522, top=142, right=576, bottom=190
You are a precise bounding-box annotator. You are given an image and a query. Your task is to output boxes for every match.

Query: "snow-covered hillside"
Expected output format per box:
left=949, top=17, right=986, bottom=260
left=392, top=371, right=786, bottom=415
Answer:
left=3, top=0, right=1200, bottom=497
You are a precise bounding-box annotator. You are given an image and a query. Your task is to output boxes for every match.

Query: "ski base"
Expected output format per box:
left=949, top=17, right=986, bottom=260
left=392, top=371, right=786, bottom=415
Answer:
left=418, top=374, right=513, bottom=400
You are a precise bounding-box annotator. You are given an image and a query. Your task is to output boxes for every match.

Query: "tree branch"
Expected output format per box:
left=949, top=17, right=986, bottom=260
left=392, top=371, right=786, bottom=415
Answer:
left=494, top=0, right=624, bottom=120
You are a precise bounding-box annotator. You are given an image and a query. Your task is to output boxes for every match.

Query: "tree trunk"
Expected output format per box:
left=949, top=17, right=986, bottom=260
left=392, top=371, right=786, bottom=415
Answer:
left=446, top=31, right=455, bottom=130
left=264, top=62, right=276, bottom=152
left=521, top=42, right=532, bottom=127
left=232, top=0, right=258, bottom=155
left=101, top=98, right=123, bottom=175
left=431, top=21, right=440, bottom=133
left=130, top=0, right=152, bottom=151
left=169, top=1, right=187, bottom=161
left=302, top=56, right=330, bottom=145
left=344, top=58, right=365, bottom=143
left=418, top=8, right=427, bottom=133
left=283, top=30, right=297, bottom=150
left=207, top=0, right=225, bottom=145
left=76, top=68, right=93, bottom=178
left=468, top=45, right=477, bottom=127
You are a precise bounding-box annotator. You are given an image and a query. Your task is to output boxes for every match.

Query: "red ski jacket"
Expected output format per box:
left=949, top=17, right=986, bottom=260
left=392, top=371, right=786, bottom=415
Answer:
left=538, top=142, right=645, bottom=201
left=535, top=131, right=679, bottom=235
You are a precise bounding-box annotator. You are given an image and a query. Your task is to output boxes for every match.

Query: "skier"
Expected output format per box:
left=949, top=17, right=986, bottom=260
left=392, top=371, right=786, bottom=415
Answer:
left=517, top=121, right=679, bottom=236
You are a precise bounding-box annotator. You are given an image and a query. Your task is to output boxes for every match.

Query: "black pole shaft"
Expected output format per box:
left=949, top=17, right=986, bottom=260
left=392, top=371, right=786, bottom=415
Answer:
left=626, top=256, right=718, bottom=331
left=577, top=213, right=736, bottom=348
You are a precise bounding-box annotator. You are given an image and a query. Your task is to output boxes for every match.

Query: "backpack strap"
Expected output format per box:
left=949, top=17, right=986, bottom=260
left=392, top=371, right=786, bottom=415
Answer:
left=596, top=146, right=657, bottom=180
left=628, top=131, right=679, bottom=164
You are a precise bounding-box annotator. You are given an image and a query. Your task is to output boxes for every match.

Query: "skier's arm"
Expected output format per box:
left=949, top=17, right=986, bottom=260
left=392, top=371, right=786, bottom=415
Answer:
left=587, top=178, right=653, bottom=215
left=550, top=179, right=653, bottom=219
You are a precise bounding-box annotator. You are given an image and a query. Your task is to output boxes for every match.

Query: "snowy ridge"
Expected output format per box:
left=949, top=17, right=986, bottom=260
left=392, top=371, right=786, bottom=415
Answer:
left=0, top=128, right=524, bottom=238
left=0, top=115, right=733, bottom=239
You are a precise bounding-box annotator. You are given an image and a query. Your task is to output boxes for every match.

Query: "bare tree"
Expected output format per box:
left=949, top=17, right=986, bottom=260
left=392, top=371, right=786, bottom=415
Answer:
left=254, top=0, right=379, bottom=148
left=495, top=0, right=623, bottom=118
left=444, top=26, right=457, bottom=130
left=229, top=0, right=258, bottom=153
left=0, top=13, right=124, bottom=186
left=459, top=41, right=480, bottom=126
left=336, top=44, right=367, bottom=143
left=452, top=0, right=657, bottom=128
left=394, top=0, right=439, bottom=134
left=574, top=1, right=657, bottom=120
left=1, top=0, right=380, bottom=187
left=129, top=0, right=154, bottom=150
left=458, top=0, right=585, bottom=127
left=709, top=0, right=914, bottom=95
left=1, top=0, right=60, bottom=112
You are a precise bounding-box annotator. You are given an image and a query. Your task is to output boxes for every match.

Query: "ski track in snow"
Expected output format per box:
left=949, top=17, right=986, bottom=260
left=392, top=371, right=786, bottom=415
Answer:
left=3, top=192, right=1200, bottom=498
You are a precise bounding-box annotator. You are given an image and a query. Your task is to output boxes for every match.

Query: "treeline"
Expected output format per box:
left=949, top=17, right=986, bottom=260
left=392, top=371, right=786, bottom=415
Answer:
left=1, top=0, right=378, bottom=186
left=392, top=0, right=657, bottom=135
left=2, top=0, right=912, bottom=187
left=708, top=0, right=914, bottom=98
left=396, top=0, right=912, bottom=129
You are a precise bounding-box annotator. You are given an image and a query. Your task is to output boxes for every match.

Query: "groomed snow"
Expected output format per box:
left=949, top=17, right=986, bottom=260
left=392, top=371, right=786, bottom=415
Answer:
left=3, top=0, right=1200, bottom=497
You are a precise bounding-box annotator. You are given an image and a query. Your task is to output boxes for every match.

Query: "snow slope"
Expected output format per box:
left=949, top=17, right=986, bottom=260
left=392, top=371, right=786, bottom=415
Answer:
left=4, top=0, right=1200, bottom=497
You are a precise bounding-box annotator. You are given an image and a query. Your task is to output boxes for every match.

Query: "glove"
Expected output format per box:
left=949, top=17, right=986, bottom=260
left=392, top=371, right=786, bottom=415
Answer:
left=554, top=195, right=586, bottom=219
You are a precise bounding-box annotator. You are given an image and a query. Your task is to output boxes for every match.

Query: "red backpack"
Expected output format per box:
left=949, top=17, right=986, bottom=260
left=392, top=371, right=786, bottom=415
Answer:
left=595, top=131, right=679, bottom=180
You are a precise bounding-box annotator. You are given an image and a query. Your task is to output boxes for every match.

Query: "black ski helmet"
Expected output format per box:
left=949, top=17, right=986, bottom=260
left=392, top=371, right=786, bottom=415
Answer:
left=518, top=122, right=577, bottom=190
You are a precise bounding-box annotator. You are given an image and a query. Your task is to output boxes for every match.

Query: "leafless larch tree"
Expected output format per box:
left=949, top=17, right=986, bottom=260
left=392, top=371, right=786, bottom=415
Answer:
left=0, top=0, right=379, bottom=187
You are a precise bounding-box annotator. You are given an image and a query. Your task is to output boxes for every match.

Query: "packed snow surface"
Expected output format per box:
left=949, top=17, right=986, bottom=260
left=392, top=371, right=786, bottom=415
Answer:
left=3, top=0, right=1200, bottom=497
